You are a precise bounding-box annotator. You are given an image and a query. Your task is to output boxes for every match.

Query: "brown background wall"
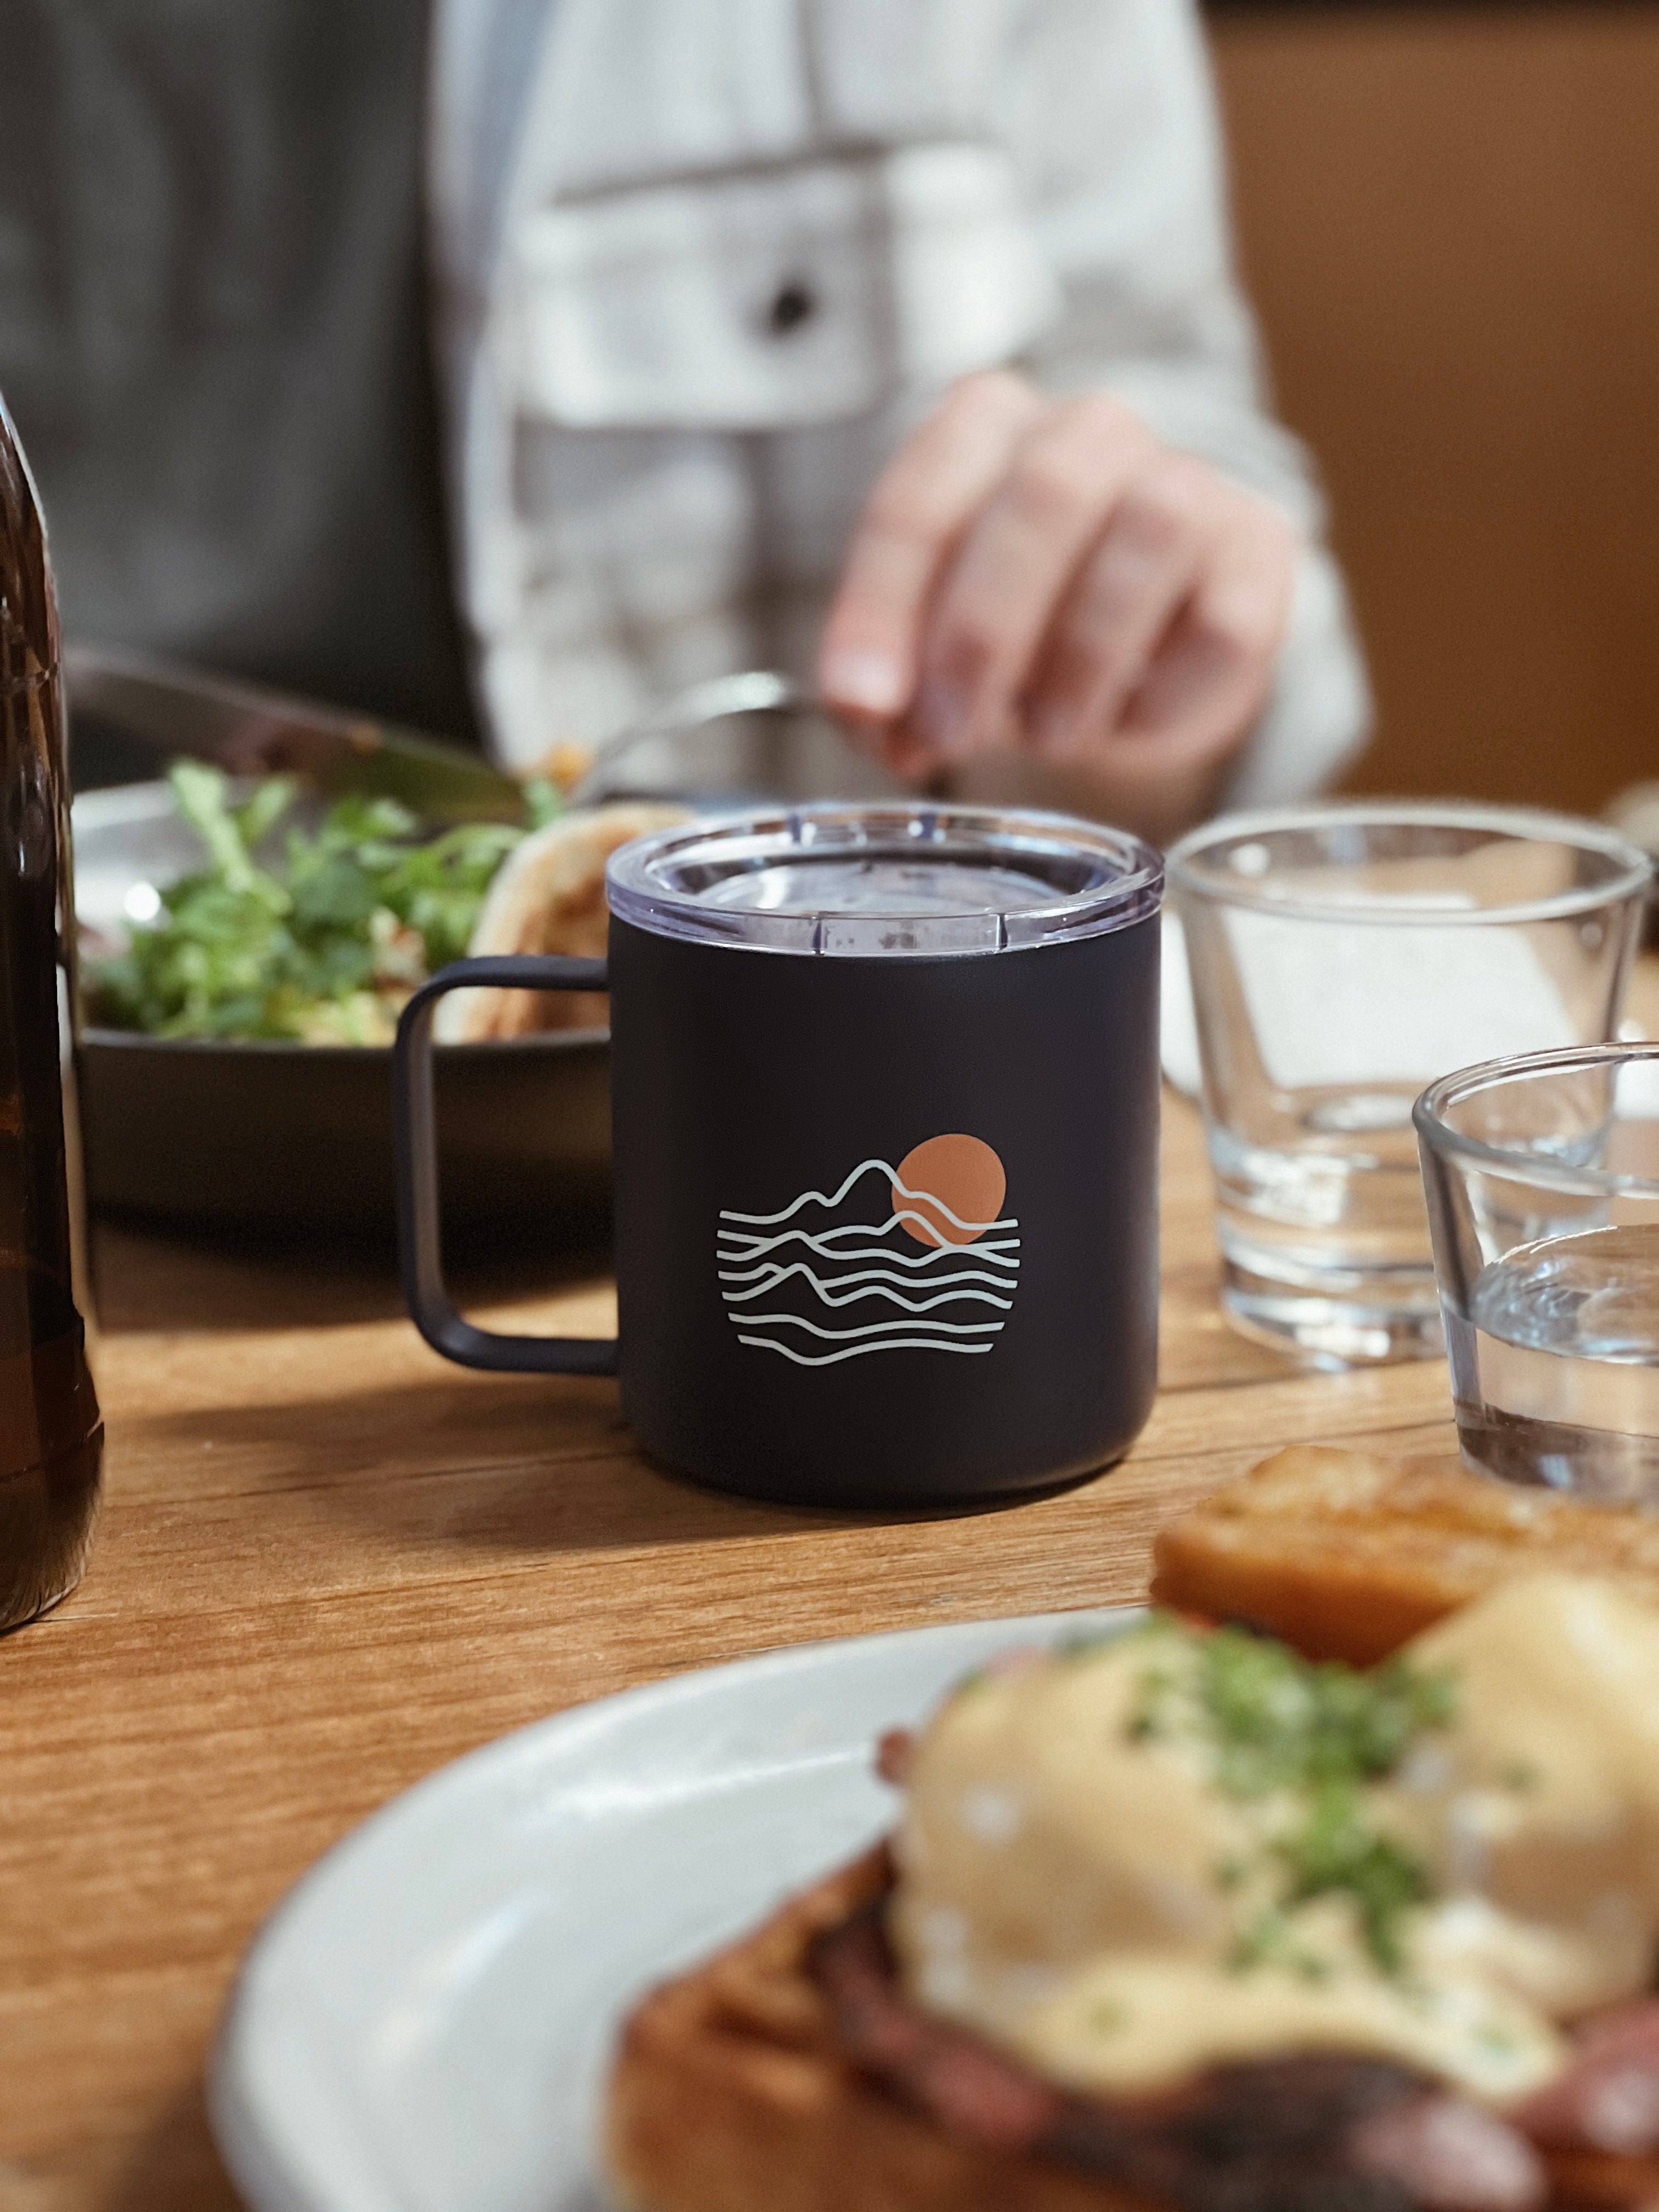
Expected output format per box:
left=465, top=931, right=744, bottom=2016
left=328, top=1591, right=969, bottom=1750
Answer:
left=1207, top=5, right=1659, bottom=812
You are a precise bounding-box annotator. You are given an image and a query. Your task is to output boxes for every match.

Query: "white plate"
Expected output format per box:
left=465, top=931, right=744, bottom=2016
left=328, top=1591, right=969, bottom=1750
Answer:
left=210, top=1605, right=1136, bottom=2212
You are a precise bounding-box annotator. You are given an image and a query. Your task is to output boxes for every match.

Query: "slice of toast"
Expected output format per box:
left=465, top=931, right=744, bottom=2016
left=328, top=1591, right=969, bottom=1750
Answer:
left=1151, top=1447, right=1659, bottom=1664
left=605, top=1848, right=1147, bottom=2212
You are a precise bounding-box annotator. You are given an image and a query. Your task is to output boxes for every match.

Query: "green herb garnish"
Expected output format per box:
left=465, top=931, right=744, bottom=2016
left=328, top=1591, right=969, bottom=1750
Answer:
left=1187, top=1626, right=1455, bottom=1799
left=1127, top=1618, right=1454, bottom=1976
left=1273, top=1779, right=1431, bottom=1974
left=89, top=762, right=544, bottom=1042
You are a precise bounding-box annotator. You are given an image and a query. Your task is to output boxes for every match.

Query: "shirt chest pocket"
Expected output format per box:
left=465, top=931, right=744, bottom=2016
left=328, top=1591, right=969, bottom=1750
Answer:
left=505, top=140, right=1059, bottom=431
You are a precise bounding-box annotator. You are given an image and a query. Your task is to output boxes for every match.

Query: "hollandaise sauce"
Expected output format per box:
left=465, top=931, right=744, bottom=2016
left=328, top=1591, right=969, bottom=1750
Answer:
left=890, top=1577, right=1659, bottom=2107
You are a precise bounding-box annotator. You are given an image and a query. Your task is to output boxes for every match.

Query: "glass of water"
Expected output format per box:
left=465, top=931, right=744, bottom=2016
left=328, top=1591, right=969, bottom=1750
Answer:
left=1417, top=1044, right=1659, bottom=1501
left=1169, top=803, right=1649, bottom=1367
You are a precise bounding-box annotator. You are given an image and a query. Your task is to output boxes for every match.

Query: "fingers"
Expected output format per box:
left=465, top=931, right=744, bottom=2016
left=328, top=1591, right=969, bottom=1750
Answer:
left=905, top=393, right=1156, bottom=760
left=1110, top=495, right=1298, bottom=767
left=1014, top=452, right=1214, bottom=759
left=817, top=371, right=1043, bottom=729
left=988, top=499, right=1296, bottom=845
left=820, top=375, right=1301, bottom=815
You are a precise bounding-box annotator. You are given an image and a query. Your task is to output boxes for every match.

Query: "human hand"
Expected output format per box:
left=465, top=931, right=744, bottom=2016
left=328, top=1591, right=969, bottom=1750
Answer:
left=817, top=371, right=1299, bottom=840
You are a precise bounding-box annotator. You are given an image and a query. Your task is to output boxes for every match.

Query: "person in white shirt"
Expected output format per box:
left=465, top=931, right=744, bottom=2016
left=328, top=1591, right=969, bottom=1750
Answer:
left=433, top=0, right=1369, bottom=840
left=3, top=0, right=1369, bottom=841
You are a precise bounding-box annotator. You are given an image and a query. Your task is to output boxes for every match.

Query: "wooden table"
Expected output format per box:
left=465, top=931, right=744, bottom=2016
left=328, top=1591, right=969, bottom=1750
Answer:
left=0, top=1089, right=1482, bottom=2211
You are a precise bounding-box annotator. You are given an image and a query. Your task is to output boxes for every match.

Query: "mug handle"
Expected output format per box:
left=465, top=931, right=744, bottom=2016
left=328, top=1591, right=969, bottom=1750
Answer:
left=393, top=955, right=619, bottom=1376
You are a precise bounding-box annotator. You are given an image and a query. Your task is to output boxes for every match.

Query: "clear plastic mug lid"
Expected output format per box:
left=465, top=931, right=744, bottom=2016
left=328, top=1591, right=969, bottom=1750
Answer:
left=606, top=803, right=1163, bottom=958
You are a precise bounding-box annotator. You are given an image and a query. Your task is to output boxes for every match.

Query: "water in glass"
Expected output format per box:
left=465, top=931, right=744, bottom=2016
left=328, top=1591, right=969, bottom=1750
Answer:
left=1449, top=1223, right=1659, bottom=1502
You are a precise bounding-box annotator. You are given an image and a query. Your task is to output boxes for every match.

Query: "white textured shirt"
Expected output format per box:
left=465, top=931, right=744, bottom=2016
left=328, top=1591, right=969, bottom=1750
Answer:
left=428, top=0, right=1370, bottom=795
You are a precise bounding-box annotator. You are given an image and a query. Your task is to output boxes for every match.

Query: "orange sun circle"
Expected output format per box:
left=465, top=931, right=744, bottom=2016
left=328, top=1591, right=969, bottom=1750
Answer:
left=892, top=1135, right=1007, bottom=1249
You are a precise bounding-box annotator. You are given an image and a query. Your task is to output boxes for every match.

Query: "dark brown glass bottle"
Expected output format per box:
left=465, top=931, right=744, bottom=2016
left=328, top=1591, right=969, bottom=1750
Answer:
left=0, top=396, right=102, bottom=1630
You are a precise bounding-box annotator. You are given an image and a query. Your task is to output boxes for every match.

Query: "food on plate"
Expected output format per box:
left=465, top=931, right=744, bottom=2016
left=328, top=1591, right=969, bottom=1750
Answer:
left=520, top=737, right=596, bottom=792
left=82, top=762, right=677, bottom=1046
left=83, top=761, right=534, bottom=1043
left=431, top=803, right=690, bottom=1041
left=606, top=1579, right=1659, bottom=2212
left=1152, top=1447, right=1659, bottom=1664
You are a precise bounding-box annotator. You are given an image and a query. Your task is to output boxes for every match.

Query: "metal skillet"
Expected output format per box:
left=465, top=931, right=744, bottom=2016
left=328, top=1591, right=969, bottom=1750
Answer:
left=68, top=654, right=893, bottom=1244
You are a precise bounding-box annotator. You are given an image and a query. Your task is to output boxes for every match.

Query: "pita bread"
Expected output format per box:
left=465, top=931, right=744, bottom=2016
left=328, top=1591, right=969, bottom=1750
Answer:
left=433, top=803, right=691, bottom=1042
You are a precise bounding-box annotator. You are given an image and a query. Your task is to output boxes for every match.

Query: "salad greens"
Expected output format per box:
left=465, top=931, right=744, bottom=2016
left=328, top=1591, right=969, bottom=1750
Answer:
left=88, top=761, right=560, bottom=1045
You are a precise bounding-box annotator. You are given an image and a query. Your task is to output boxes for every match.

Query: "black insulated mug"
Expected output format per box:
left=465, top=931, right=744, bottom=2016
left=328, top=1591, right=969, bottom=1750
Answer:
left=394, top=804, right=1162, bottom=1508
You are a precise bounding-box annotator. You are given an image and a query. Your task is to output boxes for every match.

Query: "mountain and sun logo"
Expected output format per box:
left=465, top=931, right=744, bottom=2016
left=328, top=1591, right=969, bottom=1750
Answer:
left=716, top=1135, right=1019, bottom=1367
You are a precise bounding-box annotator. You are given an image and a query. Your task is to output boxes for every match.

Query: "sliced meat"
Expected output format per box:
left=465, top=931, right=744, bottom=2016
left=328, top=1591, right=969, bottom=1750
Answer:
left=811, top=1900, right=1063, bottom=2151
left=1353, top=2092, right=1547, bottom=2212
left=1515, top=2000, right=1659, bottom=2155
left=874, top=1729, right=915, bottom=1787
left=809, top=1904, right=1544, bottom=2212
left=1043, top=2052, right=1427, bottom=2212
left=1047, top=2057, right=1542, bottom=2212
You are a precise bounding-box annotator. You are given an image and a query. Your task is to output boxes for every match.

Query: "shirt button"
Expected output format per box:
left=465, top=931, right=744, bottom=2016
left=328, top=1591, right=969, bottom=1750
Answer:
left=766, top=279, right=817, bottom=336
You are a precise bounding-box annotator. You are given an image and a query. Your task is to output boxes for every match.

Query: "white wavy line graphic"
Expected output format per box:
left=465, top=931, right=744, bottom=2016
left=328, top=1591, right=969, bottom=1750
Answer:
left=721, top=1265, right=1012, bottom=1312
left=716, top=1224, right=1021, bottom=1268
left=728, top=1312, right=1003, bottom=1341
left=721, top=1260, right=1017, bottom=1296
left=730, top=1221, right=1013, bottom=1256
left=719, top=1159, right=1014, bottom=1235
left=719, top=1221, right=1021, bottom=1253
left=736, top=1333, right=995, bottom=1366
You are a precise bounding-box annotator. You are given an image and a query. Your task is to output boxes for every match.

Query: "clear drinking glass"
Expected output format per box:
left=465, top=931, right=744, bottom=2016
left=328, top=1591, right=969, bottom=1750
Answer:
left=1169, top=803, right=1650, bottom=1367
left=1417, top=1044, right=1659, bottom=1501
